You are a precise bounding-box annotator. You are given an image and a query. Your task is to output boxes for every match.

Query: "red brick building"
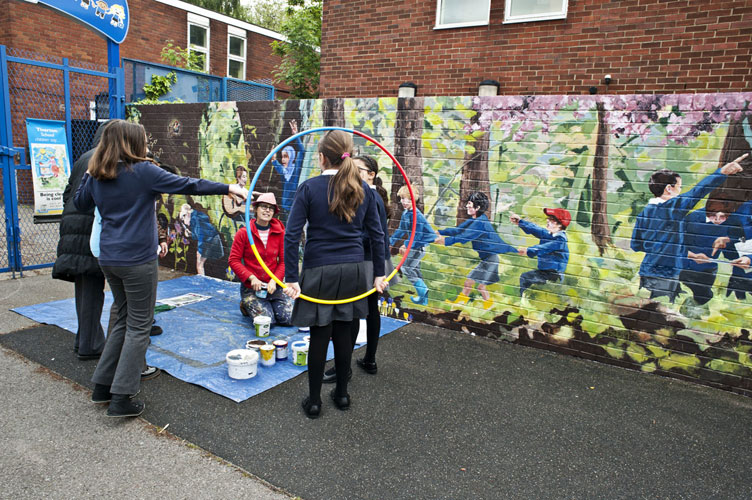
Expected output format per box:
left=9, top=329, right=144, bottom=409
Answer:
left=320, top=0, right=752, bottom=97
left=0, top=0, right=287, bottom=94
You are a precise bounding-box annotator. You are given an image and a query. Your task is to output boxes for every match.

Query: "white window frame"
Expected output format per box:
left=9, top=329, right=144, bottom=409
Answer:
left=503, top=0, right=569, bottom=24
left=187, top=13, right=210, bottom=72
left=434, top=0, right=491, bottom=30
left=227, top=26, right=246, bottom=80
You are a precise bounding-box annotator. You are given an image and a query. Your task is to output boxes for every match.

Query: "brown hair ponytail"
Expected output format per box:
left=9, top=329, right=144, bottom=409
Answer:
left=88, top=119, right=154, bottom=181
left=319, top=130, right=364, bottom=222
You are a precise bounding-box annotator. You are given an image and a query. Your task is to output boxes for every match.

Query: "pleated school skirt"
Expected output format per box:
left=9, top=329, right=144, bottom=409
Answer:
left=291, top=261, right=369, bottom=327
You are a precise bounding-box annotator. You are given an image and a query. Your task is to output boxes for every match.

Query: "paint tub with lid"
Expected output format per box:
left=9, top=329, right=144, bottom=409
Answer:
left=226, top=349, right=258, bottom=379
left=291, top=340, right=309, bottom=366
left=254, top=315, right=271, bottom=337
left=272, top=339, right=288, bottom=361
left=259, top=344, right=276, bottom=367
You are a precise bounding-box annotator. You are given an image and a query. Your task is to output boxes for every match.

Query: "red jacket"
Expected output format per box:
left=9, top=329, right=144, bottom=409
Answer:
left=228, top=219, right=285, bottom=288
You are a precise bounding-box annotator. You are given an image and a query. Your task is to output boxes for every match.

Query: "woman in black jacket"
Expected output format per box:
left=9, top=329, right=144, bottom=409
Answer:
left=52, top=124, right=107, bottom=359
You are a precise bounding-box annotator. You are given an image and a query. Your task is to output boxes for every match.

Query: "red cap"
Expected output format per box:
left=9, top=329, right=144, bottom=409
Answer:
left=543, top=208, right=571, bottom=228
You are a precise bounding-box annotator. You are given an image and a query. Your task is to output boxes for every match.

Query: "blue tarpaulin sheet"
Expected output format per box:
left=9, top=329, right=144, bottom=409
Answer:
left=12, top=275, right=407, bottom=402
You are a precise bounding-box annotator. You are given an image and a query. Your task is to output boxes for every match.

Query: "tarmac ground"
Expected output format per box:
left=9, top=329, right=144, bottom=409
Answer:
left=2, top=268, right=752, bottom=499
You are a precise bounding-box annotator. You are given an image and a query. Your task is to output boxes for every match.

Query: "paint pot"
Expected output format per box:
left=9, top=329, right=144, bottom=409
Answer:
left=298, top=326, right=310, bottom=333
left=291, top=340, right=309, bottom=366
left=254, top=315, right=271, bottom=337
left=259, top=344, right=276, bottom=367
left=226, top=348, right=258, bottom=379
left=303, top=335, right=311, bottom=343
left=246, top=339, right=267, bottom=351
left=273, top=339, right=288, bottom=361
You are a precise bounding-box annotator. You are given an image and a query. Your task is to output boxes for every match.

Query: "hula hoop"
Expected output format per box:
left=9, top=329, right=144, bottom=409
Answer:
left=245, top=126, right=417, bottom=305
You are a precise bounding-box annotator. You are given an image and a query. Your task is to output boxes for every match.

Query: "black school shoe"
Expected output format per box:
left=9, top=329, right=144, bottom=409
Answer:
left=356, top=358, right=378, bottom=374
left=330, top=389, right=351, bottom=410
left=301, top=397, right=321, bottom=419
left=91, top=384, right=140, bottom=404
left=107, top=395, right=145, bottom=418
left=150, top=325, right=163, bottom=336
left=141, top=366, right=161, bottom=380
left=322, top=366, right=352, bottom=384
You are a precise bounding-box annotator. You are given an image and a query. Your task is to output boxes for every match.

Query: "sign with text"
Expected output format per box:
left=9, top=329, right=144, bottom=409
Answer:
left=35, top=0, right=129, bottom=44
left=26, top=119, right=72, bottom=216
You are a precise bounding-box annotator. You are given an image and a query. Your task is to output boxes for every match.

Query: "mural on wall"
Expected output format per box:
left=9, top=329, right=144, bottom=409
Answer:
left=131, top=92, right=752, bottom=395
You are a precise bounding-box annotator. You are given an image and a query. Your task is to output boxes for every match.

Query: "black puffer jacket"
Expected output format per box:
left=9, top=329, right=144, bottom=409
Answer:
left=51, top=125, right=106, bottom=282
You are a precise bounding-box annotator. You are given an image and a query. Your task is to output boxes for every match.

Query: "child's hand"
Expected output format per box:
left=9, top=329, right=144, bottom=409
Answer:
left=720, top=153, right=748, bottom=175
left=435, top=236, right=445, bottom=245
left=711, top=236, right=730, bottom=255
left=283, top=282, right=300, bottom=299
left=399, top=245, right=407, bottom=255
left=517, top=247, right=527, bottom=256
left=688, top=251, right=711, bottom=264
left=509, top=213, right=521, bottom=225
left=373, top=276, right=386, bottom=293
left=731, top=256, right=751, bottom=269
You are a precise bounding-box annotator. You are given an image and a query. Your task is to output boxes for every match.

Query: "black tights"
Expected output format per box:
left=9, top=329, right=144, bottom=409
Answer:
left=350, top=293, right=380, bottom=363
left=308, top=319, right=358, bottom=403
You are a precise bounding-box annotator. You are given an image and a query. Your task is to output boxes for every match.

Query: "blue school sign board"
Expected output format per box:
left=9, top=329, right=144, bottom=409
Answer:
left=33, top=0, right=129, bottom=44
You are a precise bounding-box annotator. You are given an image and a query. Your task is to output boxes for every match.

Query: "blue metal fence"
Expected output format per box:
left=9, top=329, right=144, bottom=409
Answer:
left=0, top=45, right=122, bottom=275
left=122, top=58, right=275, bottom=104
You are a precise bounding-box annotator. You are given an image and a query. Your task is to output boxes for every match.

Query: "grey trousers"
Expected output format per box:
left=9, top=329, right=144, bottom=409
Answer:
left=74, top=274, right=106, bottom=356
left=92, top=260, right=158, bottom=395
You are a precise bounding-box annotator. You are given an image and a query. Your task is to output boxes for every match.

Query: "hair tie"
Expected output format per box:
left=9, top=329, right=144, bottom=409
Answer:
left=341, top=152, right=350, bottom=159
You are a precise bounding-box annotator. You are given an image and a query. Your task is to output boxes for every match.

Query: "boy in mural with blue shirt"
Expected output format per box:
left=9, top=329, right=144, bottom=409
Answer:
left=436, top=192, right=517, bottom=309
left=630, top=154, right=747, bottom=303
left=510, top=208, right=571, bottom=295
left=390, top=184, right=438, bottom=305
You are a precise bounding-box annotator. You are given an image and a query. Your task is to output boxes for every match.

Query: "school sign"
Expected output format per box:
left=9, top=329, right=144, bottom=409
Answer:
left=30, top=0, right=129, bottom=43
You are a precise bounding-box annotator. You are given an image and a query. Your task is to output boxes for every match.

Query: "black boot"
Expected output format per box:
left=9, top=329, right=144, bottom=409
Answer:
left=107, top=394, right=145, bottom=418
left=91, top=384, right=112, bottom=404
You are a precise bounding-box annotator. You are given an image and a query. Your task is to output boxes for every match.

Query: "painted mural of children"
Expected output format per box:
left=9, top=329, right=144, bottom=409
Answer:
left=272, top=120, right=305, bottom=214
left=179, top=203, right=224, bottom=275
left=510, top=208, right=570, bottom=296
left=435, top=192, right=517, bottom=309
left=630, top=154, right=747, bottom=303
left=390, top=185, right=438, bottom=305
left=679, top=198, right=741, bottom=306
left=727, top=199, right=752, bottom=300
left=221, top=165, right=249, bottom=230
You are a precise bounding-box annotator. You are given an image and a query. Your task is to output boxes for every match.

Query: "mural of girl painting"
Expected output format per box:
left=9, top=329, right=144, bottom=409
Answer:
left=436, top=192, right=517, bottom=309
left=179, top=203, right=224, bottom=275
left=272, top=120, right=306, bottom=214
left=228, top=192, right=294, bottom=325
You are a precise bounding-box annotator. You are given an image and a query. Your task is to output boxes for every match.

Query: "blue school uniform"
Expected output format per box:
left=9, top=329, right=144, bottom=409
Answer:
left=517, top=219, right=569, bottom=295
left=630, top=169, right=726, bottom=281
left=439, top=214, right=517, bottom=259
left=727, top=200, right=752, bottom=300
left=390, top=207, right=437, bottom=250
left=272, top=135, right=305, bottom=214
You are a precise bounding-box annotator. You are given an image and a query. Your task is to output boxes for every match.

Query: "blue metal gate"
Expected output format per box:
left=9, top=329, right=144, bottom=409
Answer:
left=0, top=45, right=123, bottom=275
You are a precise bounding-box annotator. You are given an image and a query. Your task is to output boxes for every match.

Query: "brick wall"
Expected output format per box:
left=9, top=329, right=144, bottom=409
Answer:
left=320, top=0, right=752, bottom=97
left=1, top=0, right=285, bottom=86
left=134, top=92, right=752, bottom=397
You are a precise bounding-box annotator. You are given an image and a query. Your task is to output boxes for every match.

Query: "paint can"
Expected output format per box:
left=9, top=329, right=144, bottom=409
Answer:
left=291, top=340, right=309, bottom=366
left=226, top=348, right=258, bottom=379
left=273, top=339, right=288, bottom=361
left=259, top=344, right=276, bottom=367
left=246, top=339, right=267, bottom=351
left=254, top=315, right=271, bottom=337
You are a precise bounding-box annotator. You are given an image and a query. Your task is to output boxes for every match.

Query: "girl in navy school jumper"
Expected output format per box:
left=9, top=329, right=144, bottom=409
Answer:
left=283, top=130, right=386, bottom=419
left=74, top=120, right=247, bottom=418
left=437, top=192, right=517, bottom=309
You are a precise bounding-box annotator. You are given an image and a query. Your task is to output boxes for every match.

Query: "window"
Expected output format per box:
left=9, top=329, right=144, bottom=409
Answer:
left=504, top=0, right=568, bottom=24
left=188, top=13, right=210, bottom=72
left=435, top=0, right=491, bottom=29
left=227, top=26, right=246, bottom=80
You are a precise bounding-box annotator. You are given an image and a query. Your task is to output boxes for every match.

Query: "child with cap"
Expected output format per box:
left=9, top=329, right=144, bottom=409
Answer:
left=436, top=192, right=517, bottom=309
left=228, top=192, right=293, bottom=325
left=509, top=208, right=571, bottom=295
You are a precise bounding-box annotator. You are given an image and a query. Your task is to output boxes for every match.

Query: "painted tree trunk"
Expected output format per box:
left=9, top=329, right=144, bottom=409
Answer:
left=392, top=97, right=425, bottom=222
left=591, top=102, right=612, bottom=255
left=322, top=98, right=345, bottom=127
left=456, top=126, right=491, bottom=225
left=708, top=118, right=752, bottom=213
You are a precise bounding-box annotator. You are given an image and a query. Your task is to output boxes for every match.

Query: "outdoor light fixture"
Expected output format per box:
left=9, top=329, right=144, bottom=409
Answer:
left=589, top=86, right=598, bottom=95
left=604, top=74, right=612, bottom=85
left=398, top=82, right=418, bottom=98
left=478, top=80, right=500, bottom=96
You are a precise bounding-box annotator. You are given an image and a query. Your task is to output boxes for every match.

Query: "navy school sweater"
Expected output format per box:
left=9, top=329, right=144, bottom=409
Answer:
left=74, top=161, right=228, bottom=267
left=284, top=172, right=385, bottom=283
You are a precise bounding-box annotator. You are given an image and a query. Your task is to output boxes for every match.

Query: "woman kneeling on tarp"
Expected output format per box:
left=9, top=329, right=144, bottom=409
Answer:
left=228, top=192, right=294, bottom=325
